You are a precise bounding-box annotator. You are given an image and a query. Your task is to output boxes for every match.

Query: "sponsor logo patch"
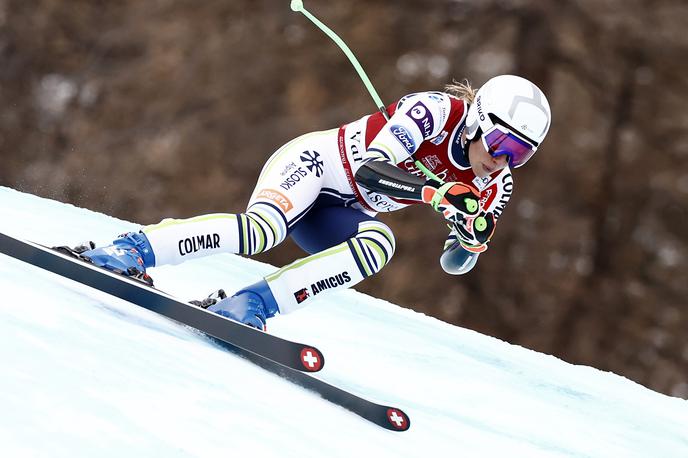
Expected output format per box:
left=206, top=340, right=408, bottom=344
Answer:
left=348, top=130, right=363, bottom=163
left=300, top=150, right=324, bottom=177
left=477, top=95, right=485, bottom=121
left=256, top=188, right=294, bottom=213
left=279, top=167, right=308, bottom=191
left=406, top=100, right=434, bottom=137
left=294, top=288, right=310, bottom=304
left=422, top=154, right=443, bottom=170
left=492, top=173, right=513, bottom=219
left=365, top=190, right=405, bottom=212
left=401, top=159, right=426, bottom=178
left=480, top=185, right=496, bottom=209
left=378, top=179, right=416, bottom=193
left=179, top=233, right=221, bottom=256
left=429, top=130, right=448, bottom=145
left=402, top=158, right=449, bottom=182
left=310, top=271, right=352, bottom=295
left=390, top=124, right=416, bottom=153
left=472, top=175, right=491, bottom=190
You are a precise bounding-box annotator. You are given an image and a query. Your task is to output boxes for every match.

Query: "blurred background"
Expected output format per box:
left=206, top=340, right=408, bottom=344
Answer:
left=1, top=0, right=686, bottom=398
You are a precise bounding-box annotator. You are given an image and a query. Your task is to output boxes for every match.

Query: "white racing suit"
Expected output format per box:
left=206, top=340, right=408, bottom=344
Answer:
left=141, top=92, right=513, bottom=315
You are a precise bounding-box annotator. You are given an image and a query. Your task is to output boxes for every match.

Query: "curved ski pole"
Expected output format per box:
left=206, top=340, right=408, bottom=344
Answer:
left=290, top=0, right=389, bottom=120
left=290, top=1, right=446, bottom=184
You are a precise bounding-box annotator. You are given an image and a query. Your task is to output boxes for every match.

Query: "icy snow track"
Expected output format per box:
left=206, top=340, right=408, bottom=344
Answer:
left=0, top=186, right=687, bottom=458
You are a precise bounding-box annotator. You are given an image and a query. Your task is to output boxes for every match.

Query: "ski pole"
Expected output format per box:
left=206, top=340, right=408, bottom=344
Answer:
left=290, top=1, right=442, bottom=183
left=289, top=0, right=389, bottom=120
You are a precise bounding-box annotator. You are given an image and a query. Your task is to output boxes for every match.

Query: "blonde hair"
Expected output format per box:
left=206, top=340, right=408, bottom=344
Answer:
left=444, top=79, right=476, bottom=103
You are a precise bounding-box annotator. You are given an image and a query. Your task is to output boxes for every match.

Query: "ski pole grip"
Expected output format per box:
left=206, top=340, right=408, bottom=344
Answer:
left=290, top=0, right=304, bottom=12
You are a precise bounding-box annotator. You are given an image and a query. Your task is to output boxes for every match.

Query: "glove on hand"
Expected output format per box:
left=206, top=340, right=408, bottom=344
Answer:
left=421, top=180, right=481, bottom=224
left=454, top=211, right=496, bottom=253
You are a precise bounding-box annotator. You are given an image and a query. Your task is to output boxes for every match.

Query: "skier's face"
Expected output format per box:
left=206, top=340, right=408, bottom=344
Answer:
left=467, top=134, right=509, bottom=178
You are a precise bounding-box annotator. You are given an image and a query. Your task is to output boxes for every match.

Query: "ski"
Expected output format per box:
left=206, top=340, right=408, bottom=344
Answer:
left=0, top=232, right=324, bottom=373
left=212, top=337, right=411, bottom=431
left=0, top=231, right=411, bottom=431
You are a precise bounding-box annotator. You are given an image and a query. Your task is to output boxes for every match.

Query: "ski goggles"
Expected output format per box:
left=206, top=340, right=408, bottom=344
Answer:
left=481, top=124, right=537, bottom=169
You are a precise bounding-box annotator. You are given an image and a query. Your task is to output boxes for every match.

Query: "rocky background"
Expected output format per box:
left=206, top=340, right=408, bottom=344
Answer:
left=1, top=0, right=687, bottom=397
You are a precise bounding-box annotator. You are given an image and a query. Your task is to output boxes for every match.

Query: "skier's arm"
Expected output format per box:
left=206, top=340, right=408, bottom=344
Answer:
left=355, top=160, right=483, bottom=218
left=354, top=159, right=425, bottom=200
left=440, top=229, right=480, bottom=275
left=355, top=91, right=481, bottom=207
left=441, top=170, right=515, bottom=273
left=360, top=92, right=451, bottom=165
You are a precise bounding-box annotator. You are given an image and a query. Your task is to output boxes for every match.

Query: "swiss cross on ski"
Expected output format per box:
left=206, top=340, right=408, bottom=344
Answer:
left=386, top=408, right=410, bottom=431
left=300, top=347, right=324, bottom=372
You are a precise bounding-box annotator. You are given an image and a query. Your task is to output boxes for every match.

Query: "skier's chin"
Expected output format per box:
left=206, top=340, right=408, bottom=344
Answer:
left=472, top=162, right=491, bottom=178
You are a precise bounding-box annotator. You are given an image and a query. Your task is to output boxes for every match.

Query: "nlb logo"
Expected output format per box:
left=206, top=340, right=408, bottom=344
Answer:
left=406, top=100, right=434, bottom=137
left=410, top=104, right=427, bottom=120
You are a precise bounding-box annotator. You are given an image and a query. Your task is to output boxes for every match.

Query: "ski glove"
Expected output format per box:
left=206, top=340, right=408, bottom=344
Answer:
left=453, top=211, right=496, bottom=253
left=421, top=180, right=482, bottom=224
left=421, top=180, right=496, bottom=253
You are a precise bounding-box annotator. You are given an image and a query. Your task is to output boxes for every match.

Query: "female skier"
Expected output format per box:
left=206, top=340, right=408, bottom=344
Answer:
left=80, top=74, right=552, bottom=330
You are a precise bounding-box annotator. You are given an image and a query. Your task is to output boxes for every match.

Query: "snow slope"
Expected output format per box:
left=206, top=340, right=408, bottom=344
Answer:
left=0, top=186, right=686, bottom=458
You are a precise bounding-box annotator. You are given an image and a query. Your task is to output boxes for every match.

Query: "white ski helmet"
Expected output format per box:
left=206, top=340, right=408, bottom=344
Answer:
left=465, top=74, right=551, bottom=168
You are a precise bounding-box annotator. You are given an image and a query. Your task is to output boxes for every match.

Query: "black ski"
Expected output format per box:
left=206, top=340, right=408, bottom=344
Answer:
left=212, top=337, right=411, bottom=431
left=0, top=232, right=324, bottom=373
left=0, top=231, right=410, bottom=431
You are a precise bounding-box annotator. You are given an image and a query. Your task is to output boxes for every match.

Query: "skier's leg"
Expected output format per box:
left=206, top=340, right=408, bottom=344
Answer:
left=81, top=209, right=287, bottom=279
left=80, top=130, right=336, bottom=279
left=208, top=206, right=396, bottom=328
left=139, top=207, right=286, bottom=266
left=270, top=210, right=396, bottom=314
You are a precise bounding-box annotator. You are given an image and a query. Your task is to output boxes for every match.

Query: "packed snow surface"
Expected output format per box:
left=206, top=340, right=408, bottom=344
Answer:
left=0, top=187, right=686, bottom=457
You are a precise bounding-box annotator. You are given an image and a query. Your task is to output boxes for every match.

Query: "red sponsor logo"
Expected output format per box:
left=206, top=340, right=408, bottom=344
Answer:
left=480, top=184, right=498, bottom=210
left=294, top=288, right=309, bottom=304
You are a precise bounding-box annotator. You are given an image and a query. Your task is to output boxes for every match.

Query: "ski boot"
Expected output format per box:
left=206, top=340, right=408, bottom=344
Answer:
left=54, top=232, right=156, bottom=286
left=191, top=279, right=280, bottom=330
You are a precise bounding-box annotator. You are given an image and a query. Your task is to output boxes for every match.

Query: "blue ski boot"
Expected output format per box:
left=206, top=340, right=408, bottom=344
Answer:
left=193, top=280, right=280, bottom=330
left=79, top=232, right=156, bottom=286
